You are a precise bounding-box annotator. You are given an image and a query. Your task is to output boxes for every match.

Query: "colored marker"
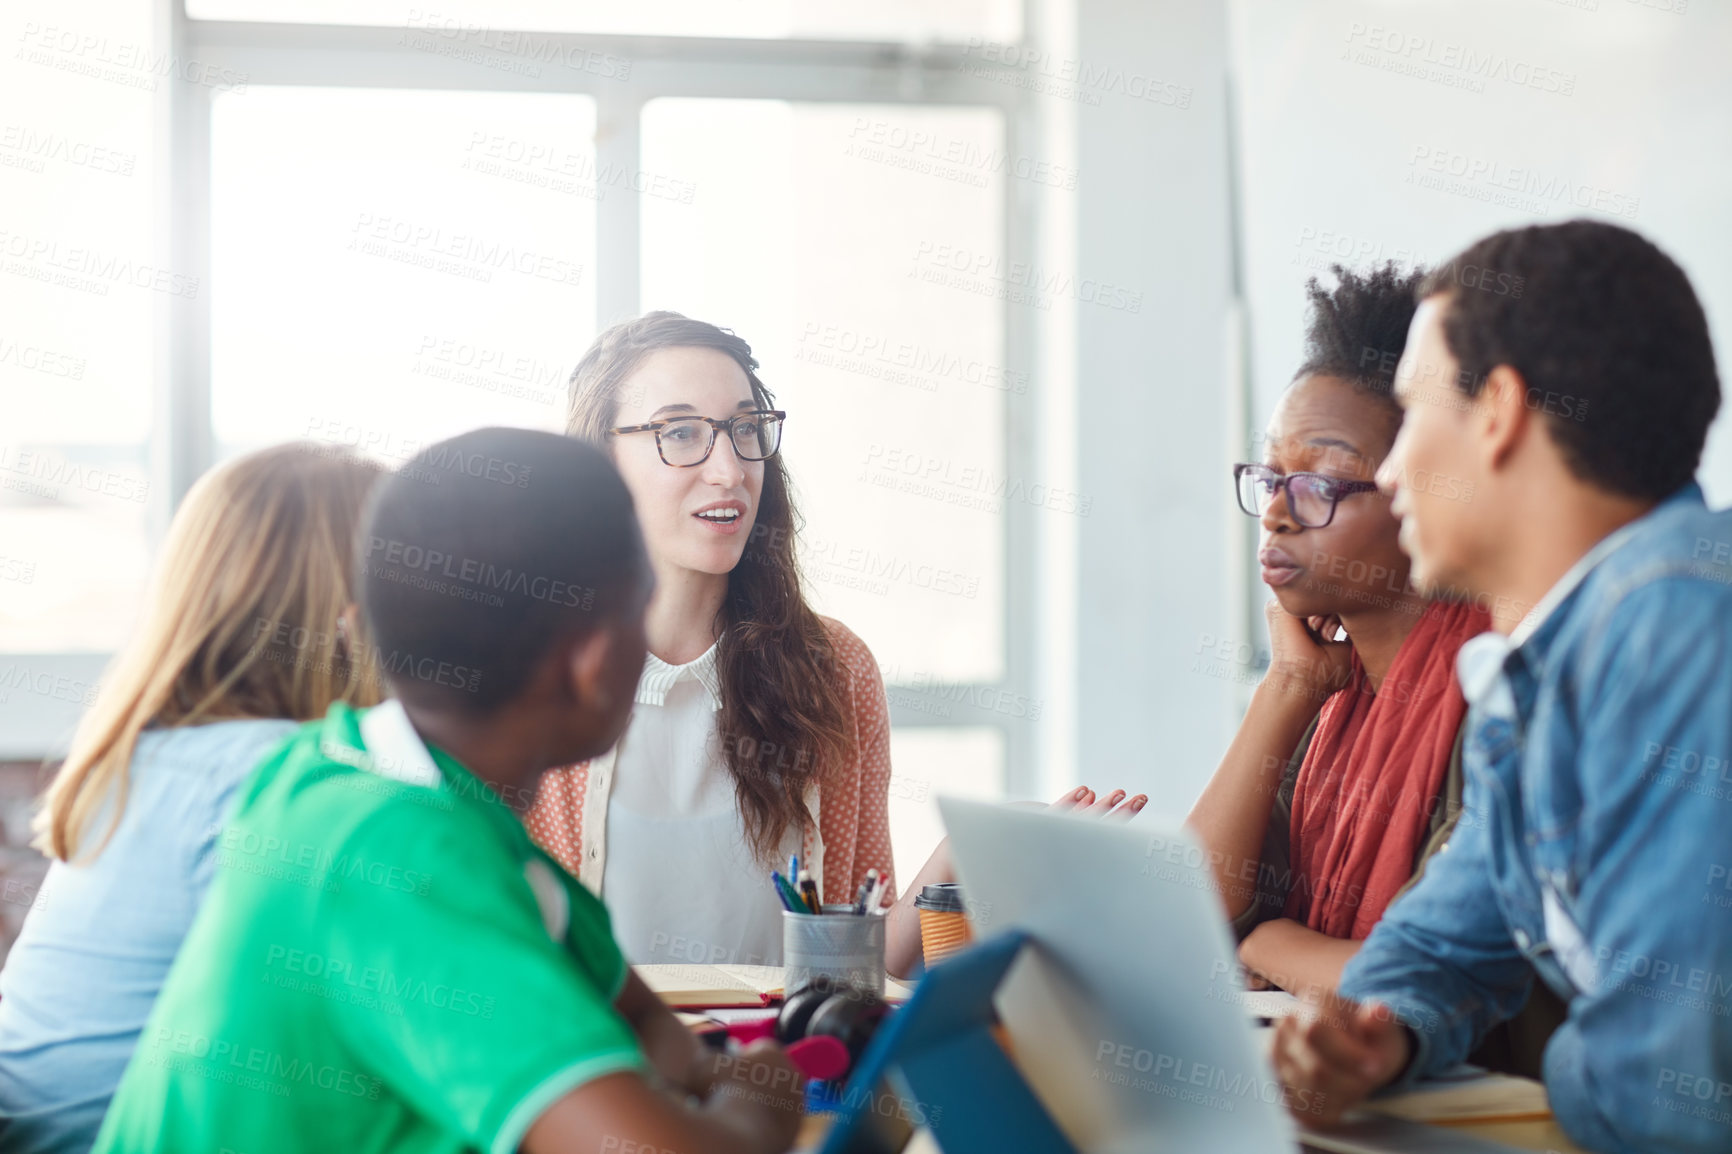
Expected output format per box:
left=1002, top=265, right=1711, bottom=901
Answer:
left=798, top=869, right=822, bottom=915
left=771, top=871, right=803, bottom=913
left=782, top=872, right=809, bottom=912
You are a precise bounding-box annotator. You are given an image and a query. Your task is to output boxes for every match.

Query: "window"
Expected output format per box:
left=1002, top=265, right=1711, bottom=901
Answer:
left=211, top=88, right=597, bottom=461
left=1, top=0, right=157, bottom=655
left=4, top=0, right=1045, bottom=816
left=888, top=728, right=1003, bottom=886
left=185, top=0, right=1021, bottom=43
left=641, top=99, right=1007, bottom=684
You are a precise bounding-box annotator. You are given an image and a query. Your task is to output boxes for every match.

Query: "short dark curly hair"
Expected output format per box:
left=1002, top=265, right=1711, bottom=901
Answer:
left=1294, top=261, right=1429, bottom=406
left=1420, top=220, right=1721, bottom=501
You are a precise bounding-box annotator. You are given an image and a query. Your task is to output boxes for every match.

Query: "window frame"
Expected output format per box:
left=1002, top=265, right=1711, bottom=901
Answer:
left=0, top=1, right=1053, bottom=801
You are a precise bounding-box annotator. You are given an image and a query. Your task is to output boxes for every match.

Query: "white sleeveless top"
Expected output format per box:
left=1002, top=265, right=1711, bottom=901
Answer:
left=600, top=644, right=798, bottom=967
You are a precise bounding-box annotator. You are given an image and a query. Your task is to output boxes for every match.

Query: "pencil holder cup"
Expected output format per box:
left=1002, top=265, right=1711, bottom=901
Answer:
left=783, top=905, right=885, bottom=996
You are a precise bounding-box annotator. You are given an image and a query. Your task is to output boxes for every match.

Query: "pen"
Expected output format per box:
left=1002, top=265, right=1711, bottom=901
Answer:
left=853, top=868, right=878, bottom=916
left=866, top=873, right=887, bottom=915
left=798, top=869, right=822, bottom=915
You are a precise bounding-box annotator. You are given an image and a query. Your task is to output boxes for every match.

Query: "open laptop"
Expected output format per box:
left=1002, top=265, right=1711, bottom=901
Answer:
left=938, top=798, right=1531, bottom=1154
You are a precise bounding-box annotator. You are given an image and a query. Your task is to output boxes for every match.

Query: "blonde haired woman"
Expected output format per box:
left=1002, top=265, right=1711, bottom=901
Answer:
left=0, top=444, right=383, bottom=1154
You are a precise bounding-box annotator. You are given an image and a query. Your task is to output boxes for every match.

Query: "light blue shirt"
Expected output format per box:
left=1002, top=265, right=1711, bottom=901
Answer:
left=1340, top=483, right=1732, bottom=1154
left=0, top=719, right=299, bottom=1154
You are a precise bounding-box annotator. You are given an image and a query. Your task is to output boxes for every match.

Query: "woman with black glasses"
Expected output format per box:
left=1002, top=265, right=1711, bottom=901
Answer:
left=1186, top=264, right=1494, bottom=1003
left=527, top=311, right=1140, bottom=982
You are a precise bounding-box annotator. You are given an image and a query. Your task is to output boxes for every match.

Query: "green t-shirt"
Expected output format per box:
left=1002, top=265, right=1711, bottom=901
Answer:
left=93, top=701, right=645, bottom=1154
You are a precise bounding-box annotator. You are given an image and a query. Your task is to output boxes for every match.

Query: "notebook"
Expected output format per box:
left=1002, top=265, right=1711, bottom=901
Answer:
left=636, top=963, right=784, bottom=1008
left=1367, top=1068, right=1552, bottom=1126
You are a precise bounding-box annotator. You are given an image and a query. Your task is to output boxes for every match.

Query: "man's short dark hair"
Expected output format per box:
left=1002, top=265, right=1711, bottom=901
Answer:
left=1295, top=261, right=1429, bottom=406
left=1420, top=220, right=1721, bottom=501
left=358, top=427, right=644, bottom=713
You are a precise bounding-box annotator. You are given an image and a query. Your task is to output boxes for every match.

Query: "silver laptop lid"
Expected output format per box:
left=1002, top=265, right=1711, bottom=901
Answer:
left=939, top=797, right=1296, bottom=1154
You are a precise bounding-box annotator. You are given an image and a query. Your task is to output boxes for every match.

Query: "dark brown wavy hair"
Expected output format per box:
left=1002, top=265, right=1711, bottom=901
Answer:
left=568, top=311, right=851, bottom=863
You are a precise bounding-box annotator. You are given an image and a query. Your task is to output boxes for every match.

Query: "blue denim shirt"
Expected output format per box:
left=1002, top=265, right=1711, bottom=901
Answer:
left=0, top=719, right=299, bottom=1154
left=1339, top=483, right=1732, bottom=1154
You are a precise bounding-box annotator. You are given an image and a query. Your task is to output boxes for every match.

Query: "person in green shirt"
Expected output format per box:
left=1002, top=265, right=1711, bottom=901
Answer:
left=94, top=427, right=804, bottom=1154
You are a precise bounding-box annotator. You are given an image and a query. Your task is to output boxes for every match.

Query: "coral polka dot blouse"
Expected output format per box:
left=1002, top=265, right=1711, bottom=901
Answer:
left=526, top=617, right=896, bottom=966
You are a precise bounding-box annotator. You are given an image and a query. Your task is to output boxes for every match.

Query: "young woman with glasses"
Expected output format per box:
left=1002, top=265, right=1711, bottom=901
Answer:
left=527, top=312, right=1142, bottom=981
left=1186, top=265, right=1497, bottom=1002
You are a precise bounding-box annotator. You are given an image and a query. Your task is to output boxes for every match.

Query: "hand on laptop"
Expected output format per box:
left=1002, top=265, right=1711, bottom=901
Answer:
left=1044, top=786, right=1149, bottom=819
left=1269, top=992, right=1411, bottom=1126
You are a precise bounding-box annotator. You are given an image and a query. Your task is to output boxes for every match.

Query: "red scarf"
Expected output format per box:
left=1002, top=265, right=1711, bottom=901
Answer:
left=1283, top=601, right=1491, bottom=940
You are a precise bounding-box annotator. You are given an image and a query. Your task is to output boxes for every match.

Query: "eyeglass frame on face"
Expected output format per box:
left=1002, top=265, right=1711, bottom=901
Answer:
left=607, top=409, right=787, bottom=467
left=1232, top=462, right=1379, bottom=529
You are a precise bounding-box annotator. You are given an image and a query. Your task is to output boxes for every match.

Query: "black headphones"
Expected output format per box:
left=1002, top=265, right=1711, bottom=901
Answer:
left=775, top=975, right=892, bottom=1079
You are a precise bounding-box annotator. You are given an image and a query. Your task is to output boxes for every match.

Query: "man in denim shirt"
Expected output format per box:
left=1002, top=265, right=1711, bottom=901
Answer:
left=1271, top=219, right=1732, bottom=1154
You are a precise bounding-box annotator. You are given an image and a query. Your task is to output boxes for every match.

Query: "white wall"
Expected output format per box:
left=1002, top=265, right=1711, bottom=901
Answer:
left=1232, top=0, right=1732, bottom=501
left=1069, top=0, right=1732, bottom=819
left=1072, top=0, right=1242, bottom=819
